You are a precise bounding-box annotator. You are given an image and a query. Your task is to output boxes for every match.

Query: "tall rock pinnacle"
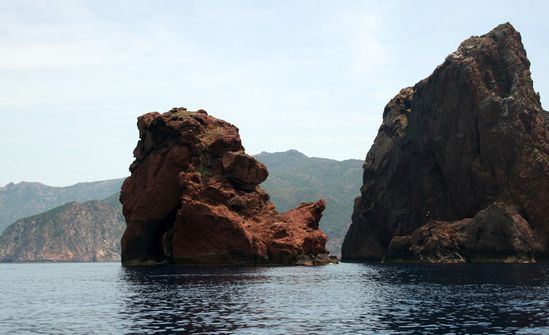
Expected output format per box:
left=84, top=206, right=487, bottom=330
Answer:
left=342, top=23, right=549, bottom=263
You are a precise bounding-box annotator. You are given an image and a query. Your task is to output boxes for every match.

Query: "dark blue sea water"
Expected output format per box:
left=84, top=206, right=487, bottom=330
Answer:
left=1, top=262, right=548, bottom=334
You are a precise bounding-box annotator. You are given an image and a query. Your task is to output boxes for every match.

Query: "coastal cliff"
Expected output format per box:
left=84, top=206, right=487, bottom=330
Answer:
left=121, top=109, right=334, bottom=266
left=342, top=23, right=549, bottom=263
left=0, top=194, right=124, bottom=262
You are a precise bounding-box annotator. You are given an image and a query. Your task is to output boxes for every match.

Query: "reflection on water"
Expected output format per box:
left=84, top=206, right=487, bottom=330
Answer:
left=117, top=264, right=549, bottom=334
left=119, top=267, right=272, bottom=334
left=1, top=262, right=548, bottom=334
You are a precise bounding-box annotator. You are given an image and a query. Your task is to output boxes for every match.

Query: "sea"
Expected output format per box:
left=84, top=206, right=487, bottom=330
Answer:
left=1, top=262, right=548, bottom=334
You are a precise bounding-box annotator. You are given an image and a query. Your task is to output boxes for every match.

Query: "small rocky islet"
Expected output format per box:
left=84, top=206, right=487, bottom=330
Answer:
left=120, top=109, right=336, bottom=265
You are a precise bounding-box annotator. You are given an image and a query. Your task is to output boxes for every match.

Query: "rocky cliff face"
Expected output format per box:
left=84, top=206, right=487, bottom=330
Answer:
left=0, top=194, right=124, bottom=262
left=342, top=23, right=549, bottom=263
left=121, top=109, right=333, bottom=266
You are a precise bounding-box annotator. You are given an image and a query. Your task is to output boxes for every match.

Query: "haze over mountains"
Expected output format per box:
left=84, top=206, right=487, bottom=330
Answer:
left=0, top=179, right=124, bottom=234
left=256, top=150, right=362, bottom=254
left=0, top=150, right=362, bottom=261
left=0, top=194, right=125, bottom=262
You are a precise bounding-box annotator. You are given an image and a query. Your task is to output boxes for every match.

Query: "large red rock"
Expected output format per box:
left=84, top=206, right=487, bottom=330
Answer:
left=120, top=108, right=334, bottom=265
left=342, top=23, right=549, bottom=263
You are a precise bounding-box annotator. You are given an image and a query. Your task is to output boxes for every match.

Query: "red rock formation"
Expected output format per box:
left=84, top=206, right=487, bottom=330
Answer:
left=120, top=108, right=334, bottom=265
left=342, top=23, right=549, bottom=263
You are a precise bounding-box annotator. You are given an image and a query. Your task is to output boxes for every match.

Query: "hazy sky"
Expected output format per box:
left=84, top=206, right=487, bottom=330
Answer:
left=1, top=0, right=548, bottom=186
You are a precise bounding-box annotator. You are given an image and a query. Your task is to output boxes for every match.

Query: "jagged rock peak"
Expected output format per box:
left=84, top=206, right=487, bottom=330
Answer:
left=442, top=22, right=539, bottom=105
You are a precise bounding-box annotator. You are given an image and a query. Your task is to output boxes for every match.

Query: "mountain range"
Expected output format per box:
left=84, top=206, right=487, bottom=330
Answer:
left=255, top=150, right=363, bottom=254
left=0, top=150, right=362, bottom=261
left=0, top=179, right=124, bottom=234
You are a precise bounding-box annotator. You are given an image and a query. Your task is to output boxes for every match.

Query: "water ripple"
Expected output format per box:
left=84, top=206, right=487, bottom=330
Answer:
left=1, top=263, right=548, bottom=334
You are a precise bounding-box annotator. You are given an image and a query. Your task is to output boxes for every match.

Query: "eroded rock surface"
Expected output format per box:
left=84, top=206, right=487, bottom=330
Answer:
left=385, top=203, right=543, bottom=263
left=342, top=23, right=549, bottom=263
left=121, top=108, right=334, bottom=266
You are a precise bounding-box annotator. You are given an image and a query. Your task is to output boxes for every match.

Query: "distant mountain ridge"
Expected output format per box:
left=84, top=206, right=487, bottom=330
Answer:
left=0, top=150, right=362, bottom=261
left=255, top=150, right=363, bottom=255
left=0, top=178, right=124, bottom=234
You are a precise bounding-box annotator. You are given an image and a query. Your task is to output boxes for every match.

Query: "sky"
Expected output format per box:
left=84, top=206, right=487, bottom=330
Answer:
left=1, top=0, right=548, bottom=186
